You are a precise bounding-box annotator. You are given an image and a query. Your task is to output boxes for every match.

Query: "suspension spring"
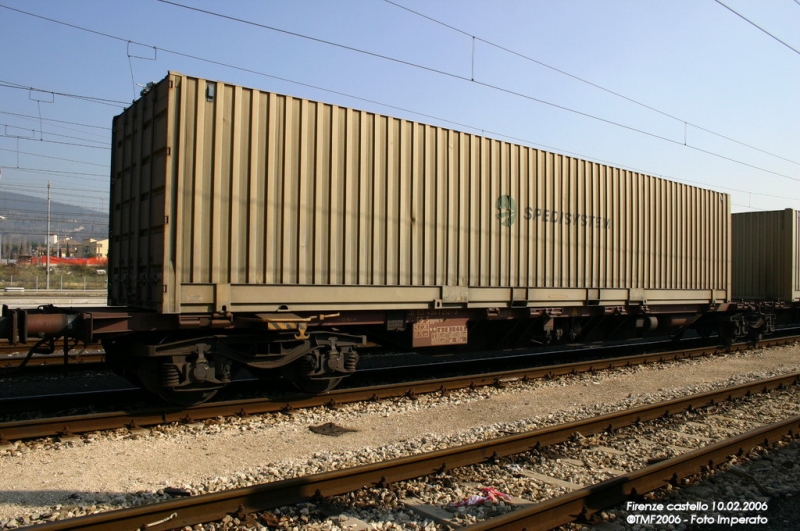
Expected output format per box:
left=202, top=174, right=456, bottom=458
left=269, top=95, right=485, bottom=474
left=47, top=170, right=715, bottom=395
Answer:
left=160, top=363, right=181, bottom=387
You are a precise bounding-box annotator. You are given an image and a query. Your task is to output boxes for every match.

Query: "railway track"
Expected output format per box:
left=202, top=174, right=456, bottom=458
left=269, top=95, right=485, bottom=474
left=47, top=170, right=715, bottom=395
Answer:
left=2, top=335, right=794, bottom=443
left=0, top=347, right=104, bottom=368
left=18, top=373, right=800, bottom=530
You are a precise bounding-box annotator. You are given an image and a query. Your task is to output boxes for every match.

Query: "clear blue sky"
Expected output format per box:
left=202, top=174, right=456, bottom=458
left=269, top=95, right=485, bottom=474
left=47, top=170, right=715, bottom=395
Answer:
left=0, top=0, right=798, bottom=230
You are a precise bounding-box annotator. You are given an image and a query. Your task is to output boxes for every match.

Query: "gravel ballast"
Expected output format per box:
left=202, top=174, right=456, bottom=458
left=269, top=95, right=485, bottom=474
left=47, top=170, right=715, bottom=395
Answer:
left=0, top=344, right=799, bottom=529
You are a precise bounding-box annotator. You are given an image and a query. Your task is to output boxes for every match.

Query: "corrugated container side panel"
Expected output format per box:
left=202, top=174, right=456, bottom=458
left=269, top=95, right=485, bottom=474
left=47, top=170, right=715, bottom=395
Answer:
left=582, top=159, right=593, bottom=287
left=650, top=174, right=658, bottom=288
left=628, top=170, right=636, bottom=288
left=519, top=144, right=529, bottom=287
left=524, top=147, right=533, bottom=286
left=673, top=183, right=682, bottom=287
left=732, top=209, right=798, bottom=301
left=770, top=211, right=783, bottom=297
left=111, top=73, right=732, bottom=312
left=688, top=185, right=696, bottom=288
left=421, top=125, right=433, bottom=286
left=698, top=188, right=704, bottom=289
left=533, top=150, right=544, bottom=286
left=599, top=166, right=608, bottom=287
left=794, top=211, right=800, bottom=297
left=553, top=155, right=562, bottom=285
left=613, top=168, right=622, bottom=288
left=329, top=102, right=341, bottom=284
left=131, top=92, right=144, bottom=300
left=668, top=181, right=677, bottom=289
left=559, top=154, right=569, bottom=286
left=406, top=121, right=418, bottom=285
left=284, top=96, right=299, bottom=284
left=666, top=177, right=673, bottom=287
left=633, top=173, right=652, bottom=289
left=658, top=178, right=665, bottom=289
left=418, top=124, right=429, bottom=285
left=396, top=120, right=409, bottom=286
left=672, top=183, right=681, bottom=287
left=784, top=209, right=795, bottom=299
left=487, top=140, right=499, bottom=286
left=230, top=86, right=247, bottom=284
left=607, top=166, right=617, bottom=288
left=611, top=168, right=630, bottom=288
left=545, top=152, right=555, bottom=287
left=696, top=187, right=705, bottom=287
left=436, top=128, right=448, bottom=286
left=475, top=138, right=486, bottom=286
left=648, top=178, right=665, bottom=286
left=726, top=197, right=733, bottom=291
left=598, top=163, right=608, bottom=286
left=574, top=158, right=584, bottom=287
left=707, top=191, right=715, bottom=289
left=695, top=188, right=702, bottom=290
left=440, top=128, right=450, bottom=285
left=735, top=213, right=754, bottom=298
left=575, top=160, right=586, bottom=287
left=357, top=111, right=371, bottom=286
left=380, top=115, right=391, bottom=284
left=652, top=175, right=667, bottom=286
left=686, top=185, right=694, bottom=288
left=565, top=158, right=576, bottom=287
left=296, top=99, right=311, bottom=285
left=189, top=80, right=205, bottom=284
left=245, top=90, right=259, bottom=284
left=508, top=143, right=518, bottom=287
left=264, top=93, right=279, bottom=284
left=706, top=190, right=713, bottom=290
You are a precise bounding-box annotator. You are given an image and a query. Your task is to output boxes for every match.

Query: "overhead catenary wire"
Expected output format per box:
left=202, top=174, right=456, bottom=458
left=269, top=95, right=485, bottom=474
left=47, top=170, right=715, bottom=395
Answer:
left=0, top=122, right=108, bottom=146
left=155, top=0, right=800, bottom=171
left=0, top=147, right=108, bottom=168
left=0, top=80, right=128, bottom=108
left=3, top=1, right=796, bottom=179
left=1, top=183, right=108, bottom=196
left=0, top=2, right=795, bottom=209
left=0, top=110, right=110, bottom=136
left=151, top=0, right=800, bottom=182
left=714, top=0, right=800, bottom=56
left=0, top=134, right=111, bottom=151
left=383, top=0, right=800, bottom=168
left=0, top=166, right=108, bottom=182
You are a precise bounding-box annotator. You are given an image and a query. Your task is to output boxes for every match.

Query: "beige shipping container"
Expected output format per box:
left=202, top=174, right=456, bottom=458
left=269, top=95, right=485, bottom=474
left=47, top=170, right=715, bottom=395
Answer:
left=732, top=209, right=800, bottom=301
left=109, top=72, right=731, bottom=314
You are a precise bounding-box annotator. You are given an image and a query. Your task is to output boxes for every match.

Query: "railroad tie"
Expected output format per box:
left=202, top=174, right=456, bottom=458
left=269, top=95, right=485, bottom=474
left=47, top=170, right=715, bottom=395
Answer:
left=401, top=496, right=461, bottom=527
left=513, top=469, right=585, bottom=491
left=707, top=414, right=766, bottom=426
left=635, top=436, right=693, bottom=453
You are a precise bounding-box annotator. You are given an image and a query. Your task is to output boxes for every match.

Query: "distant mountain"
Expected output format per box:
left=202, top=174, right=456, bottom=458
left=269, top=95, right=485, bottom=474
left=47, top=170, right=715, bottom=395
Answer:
left=0, top=192, right=108, bottom=247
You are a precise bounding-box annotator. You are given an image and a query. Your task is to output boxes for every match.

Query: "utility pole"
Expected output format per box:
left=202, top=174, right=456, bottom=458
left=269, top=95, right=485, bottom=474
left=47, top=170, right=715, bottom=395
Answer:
left=46, top=181, right=51, bottom=290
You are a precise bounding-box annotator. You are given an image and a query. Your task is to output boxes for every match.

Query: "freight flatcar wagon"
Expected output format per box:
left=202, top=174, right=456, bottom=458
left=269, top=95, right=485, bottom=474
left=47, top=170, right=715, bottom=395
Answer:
left=1, top=72, right=741, bottom=404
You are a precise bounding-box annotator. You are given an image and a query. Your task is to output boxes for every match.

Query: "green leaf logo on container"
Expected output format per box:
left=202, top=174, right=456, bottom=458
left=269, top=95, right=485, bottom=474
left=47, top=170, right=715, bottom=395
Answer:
left=496, top=195, right=517, bottom=227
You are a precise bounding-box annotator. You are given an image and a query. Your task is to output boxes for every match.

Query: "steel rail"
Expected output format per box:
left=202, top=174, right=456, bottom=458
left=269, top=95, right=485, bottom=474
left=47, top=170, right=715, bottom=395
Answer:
left=0, top=337, right=795, bottom=443
left=460, top=416, right=800, bottom=531
left=0, top=350, right=105, bottom=368
left=22, top=373, right=800, bottom=531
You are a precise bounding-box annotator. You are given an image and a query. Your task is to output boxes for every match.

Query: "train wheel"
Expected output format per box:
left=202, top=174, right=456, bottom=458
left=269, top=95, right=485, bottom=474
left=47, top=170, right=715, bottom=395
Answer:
left=281, top=359, right=343, bottom=393
left=748, top=328, right=764, bottom=343
left=718, top=323, right=736, bottom=346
